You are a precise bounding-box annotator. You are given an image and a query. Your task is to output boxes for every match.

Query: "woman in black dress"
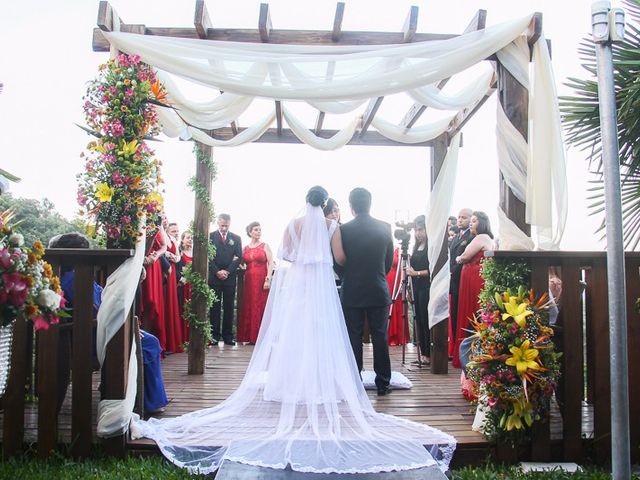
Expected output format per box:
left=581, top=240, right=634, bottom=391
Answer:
left=406, top=215, right=430, bottom=364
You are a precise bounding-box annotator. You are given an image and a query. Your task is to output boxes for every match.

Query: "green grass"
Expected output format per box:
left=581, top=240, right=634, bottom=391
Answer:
left=0, top=454, right=637, bottom=479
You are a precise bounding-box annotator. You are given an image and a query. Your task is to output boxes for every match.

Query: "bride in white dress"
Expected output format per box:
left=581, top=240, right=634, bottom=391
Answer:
left=132, top=186, right=456, bottom=474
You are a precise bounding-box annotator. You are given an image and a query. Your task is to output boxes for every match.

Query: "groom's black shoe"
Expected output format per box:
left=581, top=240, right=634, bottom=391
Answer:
left=224, top=339, right=236, bottom=346
left=377, top=386, right=392, bottom=396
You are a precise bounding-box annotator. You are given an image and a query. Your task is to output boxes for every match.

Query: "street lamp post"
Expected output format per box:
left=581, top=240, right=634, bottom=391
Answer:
left=591, top=2, right=630, bottom=479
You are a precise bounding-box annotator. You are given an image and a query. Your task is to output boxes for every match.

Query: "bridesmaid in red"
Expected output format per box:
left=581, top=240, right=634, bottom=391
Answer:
left=177, top=231, right=193, bottom=342
left=386, top=247, right=409, bottom=345
left=237, top=221, right=273, bottom=344
left=163, top=219, right=183, bottom=353
left=452, top=211, right=494, bottom=368
left=141, top=223, right=168, bottom=351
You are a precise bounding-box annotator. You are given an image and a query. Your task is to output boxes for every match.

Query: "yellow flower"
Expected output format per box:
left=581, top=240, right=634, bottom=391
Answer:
left=146, top=191, right=163, bottom=205
left=505, top=340, right=540, bottom=376
left=96, top=182, right=115, bottom=202
left=85, top=224, right=96, bottom=237
left=117, top=139, right=139, bottom=158
left=502, top=297, right=532, bottom=328
left=89, top=142, right=106, bottom=154
left=505, top=399, right=534, bottom=431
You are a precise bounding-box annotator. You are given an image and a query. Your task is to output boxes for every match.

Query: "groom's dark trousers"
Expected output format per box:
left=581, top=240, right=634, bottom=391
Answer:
left=338, top=213, right=394, bottom=391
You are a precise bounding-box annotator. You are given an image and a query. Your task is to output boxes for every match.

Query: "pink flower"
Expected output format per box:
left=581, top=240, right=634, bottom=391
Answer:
left=122, top=215, right=131, bottom=225
left=32, top=316, right=50, bottom=331
left=0, top=249, right=12, bottom=269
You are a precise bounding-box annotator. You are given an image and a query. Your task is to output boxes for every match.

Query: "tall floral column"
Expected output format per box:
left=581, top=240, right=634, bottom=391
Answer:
left=77, top=54, right=166, bottom=247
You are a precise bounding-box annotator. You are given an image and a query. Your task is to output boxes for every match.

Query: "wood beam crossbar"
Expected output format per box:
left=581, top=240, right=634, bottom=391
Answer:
left=446, top=73, right=497, bottom=138
left=275, top=101, right=283, bottom=135
left=403, top=6, right=419, bottom=43
left=400, top=9, right=486, bottom=129
left=259, top=3, right=272, bottom=42
left=194, top=0, right=212, bottom=39
left=359, top=97, right=384, bottom=137
left=332, top=2, right=345, bottom=42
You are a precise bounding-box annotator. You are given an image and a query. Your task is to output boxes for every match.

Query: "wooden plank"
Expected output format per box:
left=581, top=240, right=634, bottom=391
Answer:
left=587, top=259, right=611, bottom=464
left=259, top=3, right=272, bottom=43
left=496, top=61, right=530, bottom=236
left=624, top=256, right=640, bottom=463
left=194, top=0, right=212, bottom=39
left=211, top=127, right=437, bottom=147
left=526, top=12, right=543, bottom=48
left=37, top=326, right=60, bottom=458
left=71, top=262, right=95, bottom=458
left=429, top=134, right=449, bottom=375
left=359, top=97, right=384, bottom=136
left=93, top=28, right=460, bottom=51
left=275, top=101, right=283, bottom=136
left=2, top=318, right=30, bottom=456
left=314, top=112, right=326, bottom=135
left=447, top=74, right=497, bottom=137
left=559, top=259, right=584, bottom=461
left=402, top=6, right=419, bottom=43
left=332, top=2, right=345, bottom=42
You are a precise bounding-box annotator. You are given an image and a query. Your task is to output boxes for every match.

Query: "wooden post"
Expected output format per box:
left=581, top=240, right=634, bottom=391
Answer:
left=496, top=62, right=530, bottom=235
left=189, top=142, right=213, bottom=374
left=429, top=133, right=449, bottom=375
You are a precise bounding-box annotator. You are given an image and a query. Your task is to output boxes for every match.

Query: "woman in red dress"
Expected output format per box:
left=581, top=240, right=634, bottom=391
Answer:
left=177, top=231, right=193, bottom=342
left=452, top=211, right=494, bottom=369
left=163, top=220, right=183, bottom=353
left=386, top=247, right=409, bottom=345
left=237, top=221, right=273, bottom=344
left=141, top=226, right=167, bottom=351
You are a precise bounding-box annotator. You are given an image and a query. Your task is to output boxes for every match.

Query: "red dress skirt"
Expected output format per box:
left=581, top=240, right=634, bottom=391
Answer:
left=237, top=244, right=269, bottom=344
left=452, top=250, right=484, bottom=368
left=164, top=240, right=183, bottom=353
left=178, top=252, right=192, bottom=342
left=141, top=231, right=167, bottom=351
left=387, top=248, right=409, bottom=345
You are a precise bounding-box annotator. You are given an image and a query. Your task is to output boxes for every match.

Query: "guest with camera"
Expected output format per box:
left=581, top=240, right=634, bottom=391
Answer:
left=405, top=215, right=430, bottom=364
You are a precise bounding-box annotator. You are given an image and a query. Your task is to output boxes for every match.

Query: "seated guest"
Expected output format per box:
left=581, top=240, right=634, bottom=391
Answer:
left=49, top=232, right=168, bottom=416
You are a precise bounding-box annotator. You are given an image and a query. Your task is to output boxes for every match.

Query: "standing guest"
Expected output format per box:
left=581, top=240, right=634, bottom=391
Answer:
left=208, top=213, right=243, bottom=345
left=323, top=198, right=341, bottom=223
left=448, top=208, right=473, bottom=358
left=141, top=220, right=167, bottom=351
left=162, top=218, right=183, bottom=353
left=177, top=231, right=193, bottom=342
left=406, top=215, right=430, bottom=363
left=339, top=187, right=394, bottom=396
left=386, top=244, right=409, bottom=345
left=452, top=211, right=494, bottom=368
left=237, top=222, right=273, bottom=344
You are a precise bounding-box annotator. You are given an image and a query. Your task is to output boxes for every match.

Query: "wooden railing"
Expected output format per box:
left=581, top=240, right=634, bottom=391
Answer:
left=1, top=248, right=134, bottom=458
left=487, top=251, right=640, bottom=464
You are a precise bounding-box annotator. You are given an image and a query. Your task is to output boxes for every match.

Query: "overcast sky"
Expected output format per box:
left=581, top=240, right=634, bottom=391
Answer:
left=0, top=0, right=612, bottom=251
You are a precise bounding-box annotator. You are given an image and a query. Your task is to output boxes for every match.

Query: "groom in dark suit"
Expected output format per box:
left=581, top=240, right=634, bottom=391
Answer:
left=449, top=208, right=473, bottom=356
left=339, top=188, right=394, bottom=396
left=209, top=213, right=243, bottom=345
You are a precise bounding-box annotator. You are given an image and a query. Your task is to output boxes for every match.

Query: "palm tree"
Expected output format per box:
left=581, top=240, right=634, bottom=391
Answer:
left=560, top=0, right=640, bottom=249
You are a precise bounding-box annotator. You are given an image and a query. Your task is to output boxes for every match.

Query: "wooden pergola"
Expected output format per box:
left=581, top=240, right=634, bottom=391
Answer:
left=93, top=0, right=542, bottom=375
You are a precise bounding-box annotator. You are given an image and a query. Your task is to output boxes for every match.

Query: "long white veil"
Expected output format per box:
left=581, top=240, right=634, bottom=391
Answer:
left=132, top=203, right=456, bottom=474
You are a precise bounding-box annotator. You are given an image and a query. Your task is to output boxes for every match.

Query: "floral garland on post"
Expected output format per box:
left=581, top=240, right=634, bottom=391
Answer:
left=0, top=210, right=69, bottom=331
left=181, top=143, right=217, bottom=341
left=466, top=258, right=561, bottom=445
left=77, top=54, right=167, bottom=248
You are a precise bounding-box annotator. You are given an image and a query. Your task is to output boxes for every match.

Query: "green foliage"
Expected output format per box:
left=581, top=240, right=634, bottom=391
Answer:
left=0, top=193, right=85, bottom=247
left=478, top=258, right=531, bottom=306
left=0, top=454, right=200, bottom=479
left=452, top=464, right=636, bottom=480
left=560, top=0, right=640, bottom=249
left=181, top=262, right=215, bottom=342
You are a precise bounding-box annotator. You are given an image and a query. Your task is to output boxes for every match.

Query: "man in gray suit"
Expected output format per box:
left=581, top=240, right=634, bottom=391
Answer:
left=338, top=188, right=394, bottom=395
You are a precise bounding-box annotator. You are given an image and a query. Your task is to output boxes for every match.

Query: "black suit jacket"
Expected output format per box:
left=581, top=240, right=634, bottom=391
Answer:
left=208, top=230, right=243, bottom=287
left=449, top=228, right=473, bottom=295
left=339, top=213, right=394, bottom=308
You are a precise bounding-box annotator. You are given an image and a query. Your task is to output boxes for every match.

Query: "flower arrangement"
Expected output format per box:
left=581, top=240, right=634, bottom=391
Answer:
left=77, top=54, right=167, bottom=248
left=0, top=210, right=68, bottom=331
left=466, top=260, right=561, bottom=444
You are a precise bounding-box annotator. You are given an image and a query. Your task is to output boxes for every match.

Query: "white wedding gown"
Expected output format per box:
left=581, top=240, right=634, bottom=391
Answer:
left=131, top=204, right=456, bottom=474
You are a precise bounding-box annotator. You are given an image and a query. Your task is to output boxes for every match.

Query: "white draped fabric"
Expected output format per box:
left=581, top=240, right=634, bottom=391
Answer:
left=131, top=205, right=456, bottom=474
left=426, top=135, right=461, bottom=328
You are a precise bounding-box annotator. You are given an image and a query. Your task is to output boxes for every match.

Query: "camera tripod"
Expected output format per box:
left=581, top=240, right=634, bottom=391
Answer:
left=388, top=245, right=424, bottom=367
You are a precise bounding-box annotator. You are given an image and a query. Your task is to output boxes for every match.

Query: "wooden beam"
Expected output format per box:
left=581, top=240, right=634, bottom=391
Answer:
left=194, top=0, right=212, bottom=39
left=400, top=9, right=486, bottom=129
left=275, top=101, right=283, bottom=135
left=332, top=2, right=345, bottom=42
left=93, top=28, right=459, bottom=51
left=402, top=6, right=419, bottom=42
left=527, top=12, right=543, bottom=48
left=314, top=112, right=326, bottom=135
left=446, top=74, right=497, bottom=137
left=97, top=1, right=119, bottom=32
left=259, top=3, right=272, bottom=42
left=210, top=127, right=435, bottom=147
left=360, top=97, right=384, bottom=136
